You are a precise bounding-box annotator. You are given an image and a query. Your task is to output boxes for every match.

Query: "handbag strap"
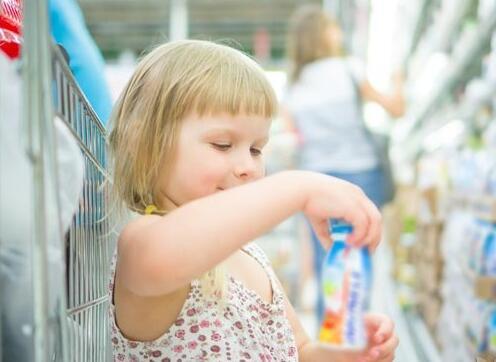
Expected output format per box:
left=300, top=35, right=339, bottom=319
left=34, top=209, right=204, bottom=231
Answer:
left=344, top=59, right=364, bottom=115
left=344, top=60, right=390, bottom=151
left=344, top=61, right=396, bottom=204
left=343, top=59, right=379, bottom=146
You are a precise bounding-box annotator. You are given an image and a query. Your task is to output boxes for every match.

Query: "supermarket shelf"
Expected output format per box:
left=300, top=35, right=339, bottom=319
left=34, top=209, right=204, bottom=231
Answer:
left=477, top=351, right=496, bottom=362
left=410, top=0, right=471, bottom=61
left=457, top=255, right=496, bottom=303
left=456, top=81, right=496, bottom=121
left=447, top=193, right=496, bottom=222
left=406, top=0, right=435, bottom=60
left=406, top=84, right=495, bottom=157
left=405, top=3, right=496, bottom=149
left=450, top=194, right=496, bottom=301
left=371, top=243, right=440, bottom=362
left=403, top=310, right=442, bottom=362
left=429, top=0, right=471, bottom=52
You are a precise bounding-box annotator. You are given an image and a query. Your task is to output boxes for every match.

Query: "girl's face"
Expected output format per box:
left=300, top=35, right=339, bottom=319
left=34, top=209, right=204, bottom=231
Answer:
left=160, top=113, right=271, bottom=207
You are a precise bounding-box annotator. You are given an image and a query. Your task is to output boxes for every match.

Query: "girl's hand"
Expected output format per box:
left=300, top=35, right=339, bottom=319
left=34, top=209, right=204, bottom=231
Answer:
left=359, top=313, right=399, bottom=362
left=300, top=172, right=382, bottom=251
left=330, top=313, right=398, bottom=362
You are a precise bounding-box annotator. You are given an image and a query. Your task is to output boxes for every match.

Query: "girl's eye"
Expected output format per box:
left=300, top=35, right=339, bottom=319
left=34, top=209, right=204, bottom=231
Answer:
left=212, top=143, right=231, bottom=151
left=250, top=148, right=262, bottom=156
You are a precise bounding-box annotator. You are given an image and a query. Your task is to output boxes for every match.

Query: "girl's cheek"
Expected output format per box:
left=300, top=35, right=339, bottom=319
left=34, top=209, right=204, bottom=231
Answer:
left=197, top=160, right=230, bottom=186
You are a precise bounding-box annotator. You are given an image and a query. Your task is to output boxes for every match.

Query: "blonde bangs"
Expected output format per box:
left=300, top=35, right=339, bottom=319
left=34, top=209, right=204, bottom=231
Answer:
left=168, top=42, right=277, bottom=121
left=189, top=60, right=277, bottom=119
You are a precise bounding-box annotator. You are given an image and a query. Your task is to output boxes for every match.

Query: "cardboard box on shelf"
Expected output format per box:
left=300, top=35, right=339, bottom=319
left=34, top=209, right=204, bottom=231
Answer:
left=446, top=193, right=496, bottom=223
left=387, top=185, right=444, bottom=288
left=415, top=223, right=444, bottom=262
left=394, top=262, right=416, bottom=286
left=470, top=195, right=496, bottom=222
left=416, top=258, right=444, bottom=293
left=394, top=184, right=420, bottom=219
left=476, top=352, right=496, bottom=362
left=418, top=292, right=443, bottom=332
left=383, top=203, right=402, bottom=249
left=392, top=234, right=417, bottom=277
left=475, top=276, right=496, bottom=302
left=418, top=186, right=442, bottom=224
left=411, top=221, right=444, bottom=296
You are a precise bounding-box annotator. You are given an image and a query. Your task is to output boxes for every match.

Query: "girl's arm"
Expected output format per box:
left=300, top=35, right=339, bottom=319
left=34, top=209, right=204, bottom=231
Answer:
left=360, top=72, right=405, bottom=118
left=117, top=170, right=381, bottom=297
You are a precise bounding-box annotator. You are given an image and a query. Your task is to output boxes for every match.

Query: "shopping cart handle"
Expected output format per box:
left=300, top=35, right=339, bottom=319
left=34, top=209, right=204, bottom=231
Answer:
left=56, top=43, right=70, bottom=67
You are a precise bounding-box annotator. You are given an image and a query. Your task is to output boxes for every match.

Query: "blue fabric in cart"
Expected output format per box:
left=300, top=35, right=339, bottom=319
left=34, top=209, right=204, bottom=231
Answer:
left=49, top=0, right=112, bottom=125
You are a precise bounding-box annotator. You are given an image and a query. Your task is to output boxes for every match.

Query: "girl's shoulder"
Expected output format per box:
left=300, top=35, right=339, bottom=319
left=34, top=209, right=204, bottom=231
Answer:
left=118, top=213, right=162, bottom=245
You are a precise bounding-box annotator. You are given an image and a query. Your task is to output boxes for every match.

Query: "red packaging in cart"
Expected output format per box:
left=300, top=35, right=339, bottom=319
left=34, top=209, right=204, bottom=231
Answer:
left=0, top=0, right=23, bottom=59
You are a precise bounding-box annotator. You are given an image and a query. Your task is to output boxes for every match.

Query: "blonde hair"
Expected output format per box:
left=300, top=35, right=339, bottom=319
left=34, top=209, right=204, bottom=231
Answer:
left=108, top=39, right=277, bottom=300
left=287, top=5, right=342, bottom=83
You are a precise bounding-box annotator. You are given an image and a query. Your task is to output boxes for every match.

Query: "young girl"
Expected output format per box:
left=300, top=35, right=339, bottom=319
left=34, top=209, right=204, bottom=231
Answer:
left=108, top=39, right=398, bottom=361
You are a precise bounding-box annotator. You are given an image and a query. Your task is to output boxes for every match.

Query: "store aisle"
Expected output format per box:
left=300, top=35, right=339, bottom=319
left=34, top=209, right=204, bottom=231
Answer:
left=372, top=242, right=445, bottom=362
left=371, top=243, right=419, bottom=362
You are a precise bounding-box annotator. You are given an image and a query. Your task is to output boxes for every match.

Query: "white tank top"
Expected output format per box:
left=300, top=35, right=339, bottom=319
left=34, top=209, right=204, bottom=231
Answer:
left=108, top=243, right=298, bottom=361
left=284, top=57, right=379, bottom=173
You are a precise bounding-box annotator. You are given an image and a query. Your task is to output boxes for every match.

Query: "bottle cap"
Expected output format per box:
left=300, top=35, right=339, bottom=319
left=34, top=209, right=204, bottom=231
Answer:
left=330, top=219, right=353, bottom=234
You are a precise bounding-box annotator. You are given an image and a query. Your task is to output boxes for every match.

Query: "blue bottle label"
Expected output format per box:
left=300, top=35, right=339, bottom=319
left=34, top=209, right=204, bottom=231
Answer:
left=319, top=221, right=372, bottom=349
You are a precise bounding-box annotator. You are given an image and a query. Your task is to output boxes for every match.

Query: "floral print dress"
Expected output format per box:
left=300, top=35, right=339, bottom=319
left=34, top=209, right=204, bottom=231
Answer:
left=108, top=243, right=298, bottom=361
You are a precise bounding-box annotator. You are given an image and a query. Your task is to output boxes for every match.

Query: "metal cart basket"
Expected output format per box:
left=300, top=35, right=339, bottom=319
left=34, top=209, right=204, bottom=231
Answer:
left=0, top=1, right=114, bottom=361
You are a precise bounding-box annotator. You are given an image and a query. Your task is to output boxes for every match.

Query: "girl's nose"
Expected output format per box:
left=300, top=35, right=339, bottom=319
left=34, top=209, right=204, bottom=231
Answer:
left=233, top=152, right=258, bottom=180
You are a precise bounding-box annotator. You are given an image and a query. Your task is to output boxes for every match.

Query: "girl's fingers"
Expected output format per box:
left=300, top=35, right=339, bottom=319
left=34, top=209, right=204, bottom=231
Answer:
left=367, top=334, right=399, bottom=360
left=358, top=354, right=395, bottom=362
left=365, top=314, right=394, bottom=344
left=363, top=201, right=382, bottom=252
left=377, top=352, right=395, bottom=362
left=351, top=191, right=381, bottom=250
left=344, top=186, right=380, bottom=248
left=309, top=178, right=382, bottom=250
left=310, top=218, right=332, bottom=249
left=375, top=320, right=395, bottom=345
left=344, top=195, right=370, bottom=245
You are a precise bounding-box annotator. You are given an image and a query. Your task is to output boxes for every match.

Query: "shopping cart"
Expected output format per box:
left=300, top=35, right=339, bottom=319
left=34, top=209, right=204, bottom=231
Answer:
left=52, top=43, right=114, bottom=361
left=1, top=1, right=115, bottom=360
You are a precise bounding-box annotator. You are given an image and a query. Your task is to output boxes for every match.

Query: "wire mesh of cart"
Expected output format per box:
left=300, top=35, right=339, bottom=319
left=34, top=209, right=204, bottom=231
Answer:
left=52, top=44, right=114, bottom=361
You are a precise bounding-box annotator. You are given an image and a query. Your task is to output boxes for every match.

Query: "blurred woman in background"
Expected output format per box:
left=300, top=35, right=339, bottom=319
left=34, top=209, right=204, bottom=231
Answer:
left=283, top=4, right=405, bottom=325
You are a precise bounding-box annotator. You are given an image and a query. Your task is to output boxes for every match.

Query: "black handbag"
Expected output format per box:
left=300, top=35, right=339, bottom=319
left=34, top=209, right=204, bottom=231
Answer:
left=345, top=61, right=396, bottom=205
